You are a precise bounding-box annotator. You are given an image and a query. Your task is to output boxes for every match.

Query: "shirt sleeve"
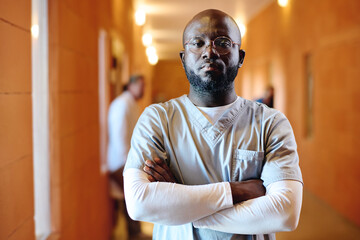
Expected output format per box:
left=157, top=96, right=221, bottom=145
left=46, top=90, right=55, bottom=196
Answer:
left=193, top=180, right=303, bottom=234
left=124, top=106, right=168, bottom=172
left=261, top=112, right=303, bottom=187
left=124, top=168, right=233, bottom=225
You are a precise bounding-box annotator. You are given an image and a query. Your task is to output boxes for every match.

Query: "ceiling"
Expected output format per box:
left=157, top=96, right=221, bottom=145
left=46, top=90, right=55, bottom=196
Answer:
left=134, top=0, right=275, bottom=60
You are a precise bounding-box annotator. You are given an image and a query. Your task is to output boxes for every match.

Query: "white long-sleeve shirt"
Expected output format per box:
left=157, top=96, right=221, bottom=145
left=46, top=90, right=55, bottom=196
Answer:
left=124, top=168, right=302, bottom=234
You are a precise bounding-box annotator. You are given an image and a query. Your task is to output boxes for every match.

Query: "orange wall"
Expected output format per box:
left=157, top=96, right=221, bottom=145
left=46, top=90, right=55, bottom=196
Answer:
left=239, top=0, right=360, bottom=226
left=48, top=0, right=113, bottom=238
left=0, top=0, right=35, bottom=239
left=152, top=59, right=189, bottom=102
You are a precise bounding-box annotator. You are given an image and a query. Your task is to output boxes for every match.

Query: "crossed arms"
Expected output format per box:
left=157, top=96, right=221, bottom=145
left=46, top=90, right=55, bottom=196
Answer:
left=124, top=157, right=303, bottom=234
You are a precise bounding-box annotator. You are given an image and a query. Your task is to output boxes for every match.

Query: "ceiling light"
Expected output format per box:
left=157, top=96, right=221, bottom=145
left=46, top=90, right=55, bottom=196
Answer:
left=135, top=9, right=146, bottom=26
left=142, top=33, right=152, bottom=47
left=146, top=46, right=158, bottom=65
left=146, top=46, right=156, bottom=57
left=148, top=54, right=158, bottom=65
left=278, top=0, right=288, bottom=7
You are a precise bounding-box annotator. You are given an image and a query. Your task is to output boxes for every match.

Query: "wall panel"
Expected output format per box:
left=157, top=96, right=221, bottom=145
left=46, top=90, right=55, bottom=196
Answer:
left=0, top=1, right=34, bottom=239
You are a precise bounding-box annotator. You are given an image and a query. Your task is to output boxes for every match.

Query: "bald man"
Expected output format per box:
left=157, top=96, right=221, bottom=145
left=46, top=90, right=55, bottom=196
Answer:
left=124, top=9, right=303, bottom=240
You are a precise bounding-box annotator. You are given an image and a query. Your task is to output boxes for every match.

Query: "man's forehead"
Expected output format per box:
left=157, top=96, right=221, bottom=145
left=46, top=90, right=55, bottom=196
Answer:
left=183, top=15, right=240, bottom=41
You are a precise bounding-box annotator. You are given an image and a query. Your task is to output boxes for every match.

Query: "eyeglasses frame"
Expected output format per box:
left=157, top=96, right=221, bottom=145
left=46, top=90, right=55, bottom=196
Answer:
left=184, top=36, right=241, bottom=55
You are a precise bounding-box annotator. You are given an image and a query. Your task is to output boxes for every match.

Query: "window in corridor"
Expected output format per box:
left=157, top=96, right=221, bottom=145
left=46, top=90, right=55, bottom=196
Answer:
left=98, top=29, right=110, bottom=174
left=32, top=0, right=51, bottom=238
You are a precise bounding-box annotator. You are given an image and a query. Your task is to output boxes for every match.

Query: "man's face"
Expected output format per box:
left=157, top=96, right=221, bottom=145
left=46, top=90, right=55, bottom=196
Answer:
left=181, top=15, right=242, bottom=94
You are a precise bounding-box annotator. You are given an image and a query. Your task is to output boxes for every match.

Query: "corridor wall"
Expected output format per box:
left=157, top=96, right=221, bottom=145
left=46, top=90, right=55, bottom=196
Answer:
left=152, top=60, right=188, bottom=102
left=0, top=0, right=35, bottom=239
left=239, top=0, right=360, bottom=226
left=48, top=0, right=113, bottom=238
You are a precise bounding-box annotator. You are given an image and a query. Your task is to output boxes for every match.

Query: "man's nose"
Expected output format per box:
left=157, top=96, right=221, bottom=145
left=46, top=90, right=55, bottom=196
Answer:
left=202, top=43, right=219, bottom=58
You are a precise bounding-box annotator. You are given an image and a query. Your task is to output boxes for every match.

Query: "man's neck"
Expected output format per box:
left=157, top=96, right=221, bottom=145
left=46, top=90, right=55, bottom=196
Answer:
left=188, top=88, right=237, bottom=107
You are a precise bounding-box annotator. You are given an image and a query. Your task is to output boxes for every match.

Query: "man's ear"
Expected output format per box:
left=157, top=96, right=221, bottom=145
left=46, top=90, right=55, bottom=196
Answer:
left=238, top=49, right=245, bottom=68
left=179, top=50, right=185, bottom=69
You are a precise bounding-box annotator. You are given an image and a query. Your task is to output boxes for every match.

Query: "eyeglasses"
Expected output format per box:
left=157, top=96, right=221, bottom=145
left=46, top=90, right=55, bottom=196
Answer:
left=184, top=36, right=240, bottom=55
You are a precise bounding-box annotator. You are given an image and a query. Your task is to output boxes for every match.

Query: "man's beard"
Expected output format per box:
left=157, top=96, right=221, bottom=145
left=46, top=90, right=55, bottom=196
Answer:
left=184, top=65, right=238, bottom=95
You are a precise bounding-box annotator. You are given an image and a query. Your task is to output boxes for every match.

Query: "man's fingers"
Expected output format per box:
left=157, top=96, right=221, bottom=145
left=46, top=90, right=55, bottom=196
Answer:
left=147, top=175, right=156, bottom=182
left=145, top=160, right=155, bottom=168
left=153, top=158, right=176, bottom=182
left=156, top=166, right=174, bottom=183
left=144, top=159, right=176, bottom=183
left=143, top=165, right=166, bottom=182
left=154, top=158, right=168, bottom=169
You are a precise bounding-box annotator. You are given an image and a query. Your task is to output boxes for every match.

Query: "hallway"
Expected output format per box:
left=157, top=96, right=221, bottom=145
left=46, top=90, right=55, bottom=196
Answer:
left=1, top=0, right=360, bottom=239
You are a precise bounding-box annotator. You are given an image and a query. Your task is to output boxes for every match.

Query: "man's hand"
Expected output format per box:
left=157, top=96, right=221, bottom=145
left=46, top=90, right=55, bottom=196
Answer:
left=230, top=180, right=266, bottom=204
left=143, top=158, right=177, bottom=183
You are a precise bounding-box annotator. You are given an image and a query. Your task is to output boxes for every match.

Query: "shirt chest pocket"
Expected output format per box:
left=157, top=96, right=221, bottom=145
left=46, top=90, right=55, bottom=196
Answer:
left=231, top=150, right=264, bottom=182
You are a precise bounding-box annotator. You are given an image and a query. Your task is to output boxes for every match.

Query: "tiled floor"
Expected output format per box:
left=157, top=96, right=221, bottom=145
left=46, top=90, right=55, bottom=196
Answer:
left=113, top=190, right=360, bottom=240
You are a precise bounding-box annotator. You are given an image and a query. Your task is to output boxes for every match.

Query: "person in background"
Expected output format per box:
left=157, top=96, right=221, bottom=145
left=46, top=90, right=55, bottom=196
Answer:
left=107, top=75, right=145, bottom=238
left=124, top=9, right=303, bottom=240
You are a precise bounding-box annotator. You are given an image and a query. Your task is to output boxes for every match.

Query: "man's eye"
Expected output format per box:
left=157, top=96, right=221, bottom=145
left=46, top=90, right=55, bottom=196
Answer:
left=190, top=39, right=205, bottom=48
left=216, top=39, right=231, bottom=48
